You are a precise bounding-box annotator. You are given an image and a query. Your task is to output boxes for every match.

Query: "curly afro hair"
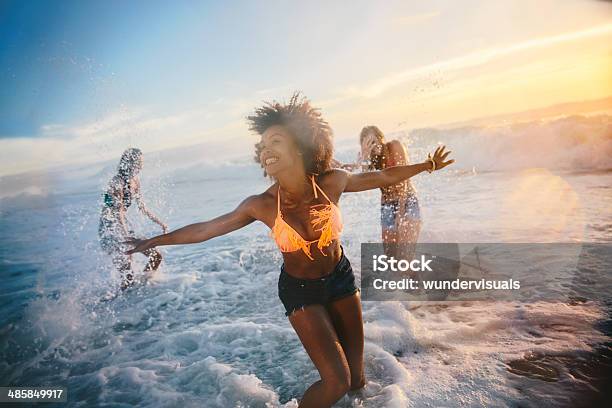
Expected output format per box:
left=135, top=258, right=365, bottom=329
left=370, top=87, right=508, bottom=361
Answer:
left=247, top=91, right=334, bottom=176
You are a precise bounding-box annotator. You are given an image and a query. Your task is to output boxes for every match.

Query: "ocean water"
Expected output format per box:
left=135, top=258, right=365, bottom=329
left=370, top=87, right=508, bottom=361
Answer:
left=1, top=119, right=611, bottom=407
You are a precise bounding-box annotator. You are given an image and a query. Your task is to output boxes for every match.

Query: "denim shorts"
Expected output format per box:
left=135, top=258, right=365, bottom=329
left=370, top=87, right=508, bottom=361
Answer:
left=380, top=195, right=421, bottom=230
left=278, top=249, right=360, bottom=317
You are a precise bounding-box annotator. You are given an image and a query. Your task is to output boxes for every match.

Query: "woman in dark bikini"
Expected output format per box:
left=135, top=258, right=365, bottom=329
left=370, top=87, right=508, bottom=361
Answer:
left=99, top=148, right=168, bottom=290
left=125, top=93, right=453, bottom=407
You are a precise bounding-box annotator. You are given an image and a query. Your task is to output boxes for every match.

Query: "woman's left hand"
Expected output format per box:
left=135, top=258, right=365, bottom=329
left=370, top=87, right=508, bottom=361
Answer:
left=430, top=145, right=454, bottom=170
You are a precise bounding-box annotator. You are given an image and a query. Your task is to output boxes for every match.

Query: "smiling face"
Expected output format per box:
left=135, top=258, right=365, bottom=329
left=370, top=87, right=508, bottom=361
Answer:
left=258, top=125, right=303, bottom=177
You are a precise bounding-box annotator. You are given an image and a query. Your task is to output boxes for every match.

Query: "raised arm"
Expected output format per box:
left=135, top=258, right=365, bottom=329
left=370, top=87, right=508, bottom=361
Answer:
left=125, top=195, right=258, bottom=254
left=385, top=140, right=408, bottom=167
left=344, top=145, right=453, bottom=193
left=134, top=179, right=168, bottom=233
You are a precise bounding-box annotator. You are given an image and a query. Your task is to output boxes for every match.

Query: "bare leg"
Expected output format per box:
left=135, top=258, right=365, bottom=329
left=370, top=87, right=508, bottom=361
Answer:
left=382, top=226, right=399, bottom=258
left=111, top=253, right=134, bottom=290
left=383, top=217, right=420, bottom=297
left=288, top=305, right=352, bottom=408
left=326, top=292, right=365, bottom=390
left=397, top=217, right=421, bottom=261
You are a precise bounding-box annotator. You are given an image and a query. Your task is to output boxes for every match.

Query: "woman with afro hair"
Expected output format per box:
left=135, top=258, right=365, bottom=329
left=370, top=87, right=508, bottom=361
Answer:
left=126, top=92, right=453, bottom=407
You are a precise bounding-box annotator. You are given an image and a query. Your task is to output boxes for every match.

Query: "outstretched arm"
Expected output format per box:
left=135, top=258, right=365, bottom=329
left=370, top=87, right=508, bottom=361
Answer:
left=125, top=195, right=258, bottom=254
left=344, top=145, right=453, bottom=192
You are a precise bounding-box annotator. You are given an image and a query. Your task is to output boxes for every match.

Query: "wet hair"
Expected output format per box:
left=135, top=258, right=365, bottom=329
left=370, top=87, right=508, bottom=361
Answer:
left=117, top=148, right=143, bottom=180
left=247, top=91, right=333, bottom=176
left=359, top=125, right=386, bottom=170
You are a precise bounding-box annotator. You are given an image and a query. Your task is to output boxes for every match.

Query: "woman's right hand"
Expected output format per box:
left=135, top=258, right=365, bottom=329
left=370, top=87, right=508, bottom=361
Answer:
left=361, top=136, right=377, bottom=160
left=124, top=237, right=156, bottom=255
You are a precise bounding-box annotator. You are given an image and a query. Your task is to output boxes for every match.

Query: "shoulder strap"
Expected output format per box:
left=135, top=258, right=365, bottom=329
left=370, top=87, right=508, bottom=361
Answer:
left=310, top=175, right=332, bottom=204
left=277, top=185, right=282, bottom=214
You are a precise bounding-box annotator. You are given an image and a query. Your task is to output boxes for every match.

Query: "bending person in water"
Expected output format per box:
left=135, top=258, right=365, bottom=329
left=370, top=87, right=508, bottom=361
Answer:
left=335, top=126, right=423, bottom=260
left=99, top=148, right=168, bottom=290
left=125, top=93, right=453, bottom=408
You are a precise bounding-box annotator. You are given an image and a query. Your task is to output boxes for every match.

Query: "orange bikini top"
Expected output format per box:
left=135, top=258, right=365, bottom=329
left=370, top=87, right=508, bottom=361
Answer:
left=271, top=175, right=343, bottom=260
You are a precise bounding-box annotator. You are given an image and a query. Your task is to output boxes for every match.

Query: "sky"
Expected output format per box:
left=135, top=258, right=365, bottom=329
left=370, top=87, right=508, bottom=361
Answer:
left=0, top=0, right=611, bottom=176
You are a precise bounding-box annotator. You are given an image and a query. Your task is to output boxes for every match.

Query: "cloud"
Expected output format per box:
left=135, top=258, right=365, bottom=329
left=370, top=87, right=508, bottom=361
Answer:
left=39, top=107, right=146, bottom=139
left=328, top=23, right=612, bottom=102
left=392, top=11, right=440, bottom=26
left=0, top=104, right=247, bottom=177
